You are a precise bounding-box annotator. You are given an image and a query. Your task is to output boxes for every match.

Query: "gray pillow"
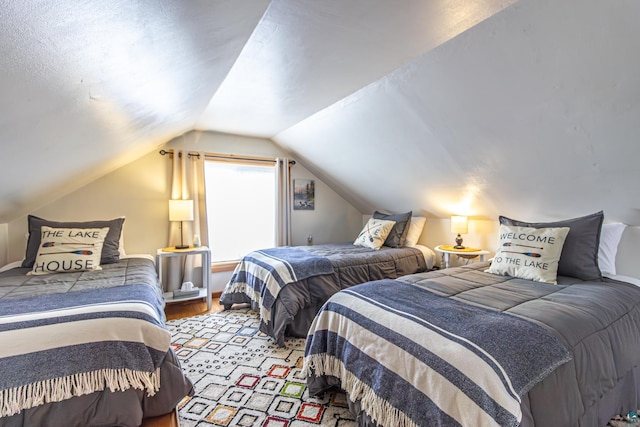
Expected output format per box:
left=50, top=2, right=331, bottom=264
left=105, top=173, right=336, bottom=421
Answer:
left=499, top=211, right=604, bottom=281
left=22, top=215, right=125, bottom=268
left=373, top=210, right=412, bottom=248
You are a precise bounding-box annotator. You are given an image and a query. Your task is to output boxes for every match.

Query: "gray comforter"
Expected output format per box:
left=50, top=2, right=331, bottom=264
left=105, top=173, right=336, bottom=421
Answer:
left=221, top=243, right=428, bottom=346
left=0, top=258, right=194, bottom=427
left=0, top=257, right=163, bottom=300
left=305, top=262, right=640, bottom=427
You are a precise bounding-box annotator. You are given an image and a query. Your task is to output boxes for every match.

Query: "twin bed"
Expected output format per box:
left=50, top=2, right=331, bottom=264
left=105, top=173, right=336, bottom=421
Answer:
left=220, top=212, right=435, bottom=346
left=220, top=243, right=434, bottom=346
left=0, top=216, right=193, bottom=427
left=303, top=211, right=640, bottom=426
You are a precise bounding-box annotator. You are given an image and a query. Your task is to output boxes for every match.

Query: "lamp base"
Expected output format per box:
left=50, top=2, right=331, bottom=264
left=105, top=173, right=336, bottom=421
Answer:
left=174, top=220, right=190, bottom=250
left=454, top=234, right=465, bottom=249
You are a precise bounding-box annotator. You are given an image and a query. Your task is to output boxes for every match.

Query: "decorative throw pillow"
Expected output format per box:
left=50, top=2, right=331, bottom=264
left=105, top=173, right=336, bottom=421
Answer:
left=30, top=226, right=109, bottom=275
left=598, top=223, right=627, bottom=276
left=403, top=216, right=427, bottom=247
left=354, top=218, right=396, bottom=250
left=486, top=225, right=570, bottom=284
left=499, top=211, right=604, bottom=281
left=22, top=215, right=125, bottom=268
left=373, top=210, right=412, bottom=247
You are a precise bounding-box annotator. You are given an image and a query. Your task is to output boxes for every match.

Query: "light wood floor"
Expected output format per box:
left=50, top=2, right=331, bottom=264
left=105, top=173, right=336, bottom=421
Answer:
left=141, top=294, right=224, bottom=427
left=164, top=292, right=225, bottom=321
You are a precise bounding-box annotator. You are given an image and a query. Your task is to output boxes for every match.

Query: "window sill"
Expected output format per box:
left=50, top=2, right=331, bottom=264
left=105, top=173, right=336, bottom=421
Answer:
left=211, top=260, right=239, bottom=273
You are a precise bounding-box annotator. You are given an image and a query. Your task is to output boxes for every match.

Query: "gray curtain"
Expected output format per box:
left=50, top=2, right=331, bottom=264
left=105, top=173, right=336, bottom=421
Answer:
left=164, top=150, right=208, bottom=291
left=275, top=157, right=292, bottom=246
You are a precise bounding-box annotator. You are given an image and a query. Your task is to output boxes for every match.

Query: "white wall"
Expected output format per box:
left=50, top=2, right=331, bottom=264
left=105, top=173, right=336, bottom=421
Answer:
left=419, top=218, right=499, bottom=268
left=6, top=127, right=638, bottom=287
left=4, top=130, right=363, bottom=292
left=615, top=226, right=640, bottom=279
left=0, top=223, right=7, bottom=267
left=6, top=147, right=172, bottom=262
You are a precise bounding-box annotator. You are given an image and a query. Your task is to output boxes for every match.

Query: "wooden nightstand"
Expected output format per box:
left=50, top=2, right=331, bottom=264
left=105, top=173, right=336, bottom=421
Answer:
left=434, top=245, right=490, bottom=269
left=156, top=246, right=212, bottom=310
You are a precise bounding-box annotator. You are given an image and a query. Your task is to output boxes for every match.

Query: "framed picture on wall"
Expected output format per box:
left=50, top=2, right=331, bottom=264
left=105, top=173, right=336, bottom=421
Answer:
left=293, top=179, right=315, bottom=210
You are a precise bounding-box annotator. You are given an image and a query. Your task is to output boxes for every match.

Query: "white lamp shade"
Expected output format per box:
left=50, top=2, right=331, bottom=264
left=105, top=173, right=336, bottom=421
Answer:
left=169, top=199, right=194, bottom=222
left=450, top=215, right=468, bottom=235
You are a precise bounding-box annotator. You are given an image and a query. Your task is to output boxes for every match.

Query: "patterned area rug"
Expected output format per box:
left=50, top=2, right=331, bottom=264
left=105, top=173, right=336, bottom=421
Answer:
left=167, top=308, right=355, bottom=426
left=608, top=412, right=640, bottom=426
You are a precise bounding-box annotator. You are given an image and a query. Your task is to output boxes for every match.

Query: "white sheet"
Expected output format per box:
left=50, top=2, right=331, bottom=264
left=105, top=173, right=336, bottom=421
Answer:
left=605, top=274, right=640, bottom=288
left=412, top=244, right=436, bottom=270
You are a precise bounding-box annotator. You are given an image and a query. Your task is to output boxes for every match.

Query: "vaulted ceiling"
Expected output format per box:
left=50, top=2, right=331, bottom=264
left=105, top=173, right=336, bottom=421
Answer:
left=1, top=0, right=639, bottom=224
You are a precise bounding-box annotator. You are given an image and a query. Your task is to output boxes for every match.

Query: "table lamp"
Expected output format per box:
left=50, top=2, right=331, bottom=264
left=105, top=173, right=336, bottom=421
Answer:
left=169, top=199, right=194, bottom=249
left=450, top=215, right=468, bottom=249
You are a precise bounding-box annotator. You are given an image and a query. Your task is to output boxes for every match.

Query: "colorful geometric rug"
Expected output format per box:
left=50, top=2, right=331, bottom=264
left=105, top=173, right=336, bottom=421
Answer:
left=166, top=309, right=355, bottom=426
left=608, top=412, right=640, bottom=426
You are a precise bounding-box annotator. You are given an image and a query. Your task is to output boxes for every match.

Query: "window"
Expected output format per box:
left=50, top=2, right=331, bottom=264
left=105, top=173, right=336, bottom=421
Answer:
left=204, top=159, right=276, bottom=263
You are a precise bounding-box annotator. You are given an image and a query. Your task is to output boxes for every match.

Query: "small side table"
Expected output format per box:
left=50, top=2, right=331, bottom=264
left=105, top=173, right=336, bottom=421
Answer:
left=434, top=245, right=490, bottom=270
left=156, top=246, right=212, bottom=310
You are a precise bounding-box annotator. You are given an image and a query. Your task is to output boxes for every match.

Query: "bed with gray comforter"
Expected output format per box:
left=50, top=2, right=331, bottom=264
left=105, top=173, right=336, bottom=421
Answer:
left=0, top=257, right=193, bottom=427
left=304, top=262, right=640, bottom=427
left=220, top=243, right=430, bottom=346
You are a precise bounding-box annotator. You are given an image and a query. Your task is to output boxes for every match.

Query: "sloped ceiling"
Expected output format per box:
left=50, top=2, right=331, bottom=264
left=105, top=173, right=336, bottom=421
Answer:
left=1, top=0, right=639, bottom=225
left=0, top=0, right=270, bottom=221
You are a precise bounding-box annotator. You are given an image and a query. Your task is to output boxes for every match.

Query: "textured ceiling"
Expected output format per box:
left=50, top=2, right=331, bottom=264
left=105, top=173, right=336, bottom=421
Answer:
left=1, top=0, right=639, bottom=225
left=0, top=0, right=270, bottom=220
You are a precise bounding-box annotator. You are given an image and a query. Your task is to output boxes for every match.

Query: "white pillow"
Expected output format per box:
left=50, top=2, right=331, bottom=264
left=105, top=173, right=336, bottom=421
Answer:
left=486, top=224, right=570, bottom=284
left=118, top=230, right=127, bottom=257
left=404, top=216, right=427, bottom=247
left=598, top=223, right=626, bottom=276
left=30, top=226, right=109, bottom=275
left=354, top=218, right=396, bottom=250
left=118, top=216, right=127, bottom=257
left=0, top=260, right=24, bottom=273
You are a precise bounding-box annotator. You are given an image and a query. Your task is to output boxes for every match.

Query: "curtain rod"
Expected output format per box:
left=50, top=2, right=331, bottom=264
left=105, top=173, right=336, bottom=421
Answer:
left=159, top=149, right=296, bottom=165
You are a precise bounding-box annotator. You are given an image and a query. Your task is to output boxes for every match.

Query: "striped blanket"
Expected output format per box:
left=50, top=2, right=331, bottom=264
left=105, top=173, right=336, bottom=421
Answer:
left=0, top=284, right=171, bottom=418
left=304, top=280, right=572, bottom=427
left=221, top=247, right=334, bottom=324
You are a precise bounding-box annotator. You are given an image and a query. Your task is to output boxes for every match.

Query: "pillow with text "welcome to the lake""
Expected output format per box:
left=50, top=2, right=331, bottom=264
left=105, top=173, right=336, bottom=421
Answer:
left=486, top=224, right=570, bottom=284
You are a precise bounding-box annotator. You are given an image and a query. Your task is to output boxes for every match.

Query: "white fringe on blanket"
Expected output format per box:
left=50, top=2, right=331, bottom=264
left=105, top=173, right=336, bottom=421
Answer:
left=304, top=354, right=418, bottom=427
left=0, top=367, right=161, bottom=417
left=226, top=280, right=272, bottom=324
